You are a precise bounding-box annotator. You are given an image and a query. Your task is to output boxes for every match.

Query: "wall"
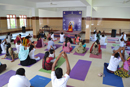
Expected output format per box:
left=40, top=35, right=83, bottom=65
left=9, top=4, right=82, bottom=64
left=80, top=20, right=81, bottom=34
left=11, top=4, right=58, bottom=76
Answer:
left=92, top=7, right=130, bottom=18
left=39, top=7, right=87, bottom=17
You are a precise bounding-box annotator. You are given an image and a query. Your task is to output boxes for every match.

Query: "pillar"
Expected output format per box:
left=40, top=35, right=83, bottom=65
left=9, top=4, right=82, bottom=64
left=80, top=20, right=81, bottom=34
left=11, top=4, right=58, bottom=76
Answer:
left=85, top=6, right=92, bottom=43
left=32, top=8, right=39, bottom=38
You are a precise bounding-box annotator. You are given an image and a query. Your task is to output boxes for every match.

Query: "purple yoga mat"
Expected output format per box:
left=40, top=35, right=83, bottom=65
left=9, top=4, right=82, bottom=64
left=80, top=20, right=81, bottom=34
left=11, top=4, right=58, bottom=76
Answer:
left=111, top=46, right=114, bottom=49
left=44, top=44, right=62, bottom=51
left=107, top=39, right=117, bottom=41
left=13, top=48, right=17, bottom=51
left=70, top=60, right=91, bottom=81
left=89, top=50, right=102, bottom=59
left=18, top=53, right=45, bottom=67
left=101, top=45, right=106, bottom=49
left=73, top=48, right=89, bottom=56
left=5, top=58, right=18, bottom=61
left=0, top=70, right=16, bottom=87
left=0, top=53, right=5, bottom=56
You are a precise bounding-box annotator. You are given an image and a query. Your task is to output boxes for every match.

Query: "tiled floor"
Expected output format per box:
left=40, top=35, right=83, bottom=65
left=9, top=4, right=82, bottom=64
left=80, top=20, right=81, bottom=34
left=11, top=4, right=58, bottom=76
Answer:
left=0, top=31, right=130, bottom=87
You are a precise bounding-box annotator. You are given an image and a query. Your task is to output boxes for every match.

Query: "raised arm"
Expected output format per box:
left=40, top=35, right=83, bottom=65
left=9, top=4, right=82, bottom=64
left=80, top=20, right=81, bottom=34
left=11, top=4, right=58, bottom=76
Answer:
left=63, top=52, right=71, bottom=75
left=52, top=51, right=64, bottom=71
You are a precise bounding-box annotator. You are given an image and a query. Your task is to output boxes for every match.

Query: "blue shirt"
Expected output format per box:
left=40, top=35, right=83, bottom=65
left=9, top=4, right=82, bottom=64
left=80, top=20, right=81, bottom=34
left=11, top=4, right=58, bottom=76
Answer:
left=83, top=44, right=86, bottom=48
left=47, top=40, right=55, bottom=50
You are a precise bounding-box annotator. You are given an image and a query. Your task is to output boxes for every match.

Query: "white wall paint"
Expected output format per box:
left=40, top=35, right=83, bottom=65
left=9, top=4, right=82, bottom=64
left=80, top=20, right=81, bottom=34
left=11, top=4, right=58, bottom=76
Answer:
left=39, top=7, right=86, bottom=17
left=92, top=7, right=130, bottom=18
left=0, top=10, right=32, bottom=17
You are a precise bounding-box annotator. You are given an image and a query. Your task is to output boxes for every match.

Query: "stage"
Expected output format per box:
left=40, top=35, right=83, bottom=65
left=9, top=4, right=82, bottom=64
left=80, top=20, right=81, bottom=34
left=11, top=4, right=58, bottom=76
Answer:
left=54, top=30, right=82, bottom=38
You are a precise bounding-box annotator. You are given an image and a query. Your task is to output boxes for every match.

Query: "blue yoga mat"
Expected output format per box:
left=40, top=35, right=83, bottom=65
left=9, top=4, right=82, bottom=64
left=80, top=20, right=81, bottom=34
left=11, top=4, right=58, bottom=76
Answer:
left=30, top=75, right=51, bottom=87
left=103, top=63, right=124, bottom=87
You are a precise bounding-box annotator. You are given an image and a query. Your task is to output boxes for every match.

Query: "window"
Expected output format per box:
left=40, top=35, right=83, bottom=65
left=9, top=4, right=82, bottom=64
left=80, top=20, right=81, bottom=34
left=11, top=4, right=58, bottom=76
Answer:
left=7, top=14, right=17, bottom=29
left=19, top=15, right=27, bottom=28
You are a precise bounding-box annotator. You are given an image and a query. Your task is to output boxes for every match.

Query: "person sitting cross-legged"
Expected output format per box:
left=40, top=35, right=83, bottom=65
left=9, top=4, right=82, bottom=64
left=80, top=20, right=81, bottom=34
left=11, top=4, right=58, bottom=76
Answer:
left=51, top=51, right=71, bottom=87
left=8, top=68, right=33, bottom=87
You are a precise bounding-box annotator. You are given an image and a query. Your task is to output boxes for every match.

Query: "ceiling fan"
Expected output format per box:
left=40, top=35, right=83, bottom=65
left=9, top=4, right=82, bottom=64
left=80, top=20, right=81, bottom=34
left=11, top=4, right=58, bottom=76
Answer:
left=123, top=0, right=130, bottom=3
left=50, top=0, right=57, bottom=5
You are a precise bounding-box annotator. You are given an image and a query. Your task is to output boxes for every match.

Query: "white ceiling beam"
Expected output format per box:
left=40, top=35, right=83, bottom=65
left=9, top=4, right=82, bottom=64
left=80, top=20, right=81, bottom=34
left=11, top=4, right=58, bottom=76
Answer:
left=36, top=1, right=86, bottom=8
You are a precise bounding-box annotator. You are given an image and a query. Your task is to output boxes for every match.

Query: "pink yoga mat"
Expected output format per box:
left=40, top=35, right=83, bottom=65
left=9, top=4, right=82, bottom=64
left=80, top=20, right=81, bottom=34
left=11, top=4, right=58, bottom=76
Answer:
left=107, top=37, right=118, bottom=40
left=108, top=41, right=115, bottom=43
left=101, top=45, right=106, bottom=49
left=18, top=53, right=44, bottom=67
left=89, top=50, right=102, bottom=59
left=127, top=51, right=130, bottom=55
left=0, top=70, right=16, bottom=87
left=73, top=48, right=89, bottom=56
left=70, top=59, right=91, bottom=81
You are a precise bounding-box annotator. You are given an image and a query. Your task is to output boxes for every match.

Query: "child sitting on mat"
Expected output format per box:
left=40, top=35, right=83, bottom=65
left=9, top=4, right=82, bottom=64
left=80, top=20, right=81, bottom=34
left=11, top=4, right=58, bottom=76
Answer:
left=67, top=35, right=73, bottom=44
left=0, top=62, right=7, bottom=74
left=62, top=37, right=72, bottom=52
left=51, top=51, right=70, bottom=87
left=100, top=35, right=107, bottom=45
left=60, top=32, right=65, bottom=42
left=47, top=37, right=56, bottom=50
left=75, top=40, right=86, bottom=53
left=15, top=41, right=22, bottom=53
left=2, top=43, right=18, bottom=62
left=51, top=32, right=57, bottom=41
left=0, top=39, right=6, bottom=54
left=76, top=35, right=82, bottom=45
left=90, top=31, right=97, bottom=42
left=97, top=31, right=101, bottom=40
left=42, top=51, right=56, bottom=70
left=90, top=40, right=101, bottom=55
left=36, top=35, right=46, bottom=48
left=104, top=47, right=125, bottom=74
left=29, top=44, right=40, bottom=61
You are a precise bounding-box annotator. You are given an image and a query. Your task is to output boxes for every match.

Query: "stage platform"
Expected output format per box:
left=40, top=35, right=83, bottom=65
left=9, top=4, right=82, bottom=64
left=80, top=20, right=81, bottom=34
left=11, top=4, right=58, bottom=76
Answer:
left=54, top=30, right=82, bottom=38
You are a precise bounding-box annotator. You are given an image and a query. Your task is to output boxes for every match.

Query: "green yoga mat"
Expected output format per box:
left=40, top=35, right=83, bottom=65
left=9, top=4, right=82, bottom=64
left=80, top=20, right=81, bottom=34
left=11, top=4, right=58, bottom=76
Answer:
left=112, top=44, right=120, bottom=47
left=39, top=57, right=65, bottom=74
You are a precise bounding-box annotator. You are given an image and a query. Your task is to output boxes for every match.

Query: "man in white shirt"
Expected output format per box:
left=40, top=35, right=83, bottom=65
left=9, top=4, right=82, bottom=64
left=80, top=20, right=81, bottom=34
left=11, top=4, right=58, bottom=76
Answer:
left=90, top=32, right=97, bottom=41
left=60, top=32, right=65, bottom=42
left=15, top=41, right=22, bottom=53
left=51, top=51, right=71, bottom=87
left=8, top=68, right=33, bottom=87
left=47, top=38, right=56, bottom=50
left=100, top=35, right=107, bottom=45
left=0, top=39, right=6, bottom=54
left=119, top=32, right=127, bottom=41
left=104, top=47, right=125, bottom=73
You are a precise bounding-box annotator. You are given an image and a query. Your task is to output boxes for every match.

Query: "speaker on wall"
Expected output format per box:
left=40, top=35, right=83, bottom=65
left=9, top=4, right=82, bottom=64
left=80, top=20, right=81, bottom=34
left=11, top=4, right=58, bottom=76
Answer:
left=22, top=26, right=26, bottom=33
left=111, top=29, right=116, bottom=37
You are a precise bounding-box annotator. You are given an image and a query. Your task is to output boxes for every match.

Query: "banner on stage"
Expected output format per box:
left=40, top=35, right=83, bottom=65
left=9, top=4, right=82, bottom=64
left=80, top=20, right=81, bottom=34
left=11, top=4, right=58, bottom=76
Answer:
left=63, top=11, right=82, bottom=31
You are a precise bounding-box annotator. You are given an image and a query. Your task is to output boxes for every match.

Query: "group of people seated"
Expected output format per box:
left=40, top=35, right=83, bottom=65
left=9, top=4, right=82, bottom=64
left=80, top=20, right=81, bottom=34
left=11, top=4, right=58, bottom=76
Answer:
left=0, top=30, right=130, bottom=87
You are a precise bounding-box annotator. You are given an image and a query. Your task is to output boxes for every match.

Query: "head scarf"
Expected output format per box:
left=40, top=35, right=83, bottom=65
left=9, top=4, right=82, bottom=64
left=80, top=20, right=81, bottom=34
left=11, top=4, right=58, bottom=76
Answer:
left=18, top=46, right=29, bottom=61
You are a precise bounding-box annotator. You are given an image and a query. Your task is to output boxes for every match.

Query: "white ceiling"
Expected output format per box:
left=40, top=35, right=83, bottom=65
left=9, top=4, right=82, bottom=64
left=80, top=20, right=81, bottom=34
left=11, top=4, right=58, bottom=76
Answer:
left=26, top=0, right=80, bottom=2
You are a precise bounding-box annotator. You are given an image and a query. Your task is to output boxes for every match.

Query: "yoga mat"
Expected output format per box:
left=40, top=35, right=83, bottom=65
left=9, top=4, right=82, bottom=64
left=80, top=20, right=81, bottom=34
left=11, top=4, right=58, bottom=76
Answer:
left=5, top=58, right=18, bottom=61
left=101, top=45, right=106, bottom=49
left=44, top=44, right=62, bottom=51
left=30, top=75, right=51, bottom=87
left=60, top=46, right=76, bottom=54
left=126, top=51, right=130, bottom=55
left=18, top=53, right=45, bottom=67
left=107, top=39, right=117, bottom=41
left=107, top=37, right=118, bottom=40
left=103, top=63, right=124, bottom=87
left=0, top=70, right=16, bottom=87
left=13, top=48, right=17, bottom=51
left=73, top=48, right=89, bottom=56
left=108, top=41, right=115, bottom=43
left=112, top=44, right=120, bottom=47
left=39, top=57, right=65, bottom=74
left=89, top=50, right=102, bottom=59
left=70, top=60, right=91, bottom=81
left=0, top=53, right=5, bottom=56
left=54, top=38, right=60, bottom=42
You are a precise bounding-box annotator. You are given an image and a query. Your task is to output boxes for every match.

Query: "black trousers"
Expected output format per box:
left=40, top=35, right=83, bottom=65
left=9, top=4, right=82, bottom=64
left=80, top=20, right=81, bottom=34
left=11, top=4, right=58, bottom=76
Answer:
left=20, top=55, right=36, bottom=66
